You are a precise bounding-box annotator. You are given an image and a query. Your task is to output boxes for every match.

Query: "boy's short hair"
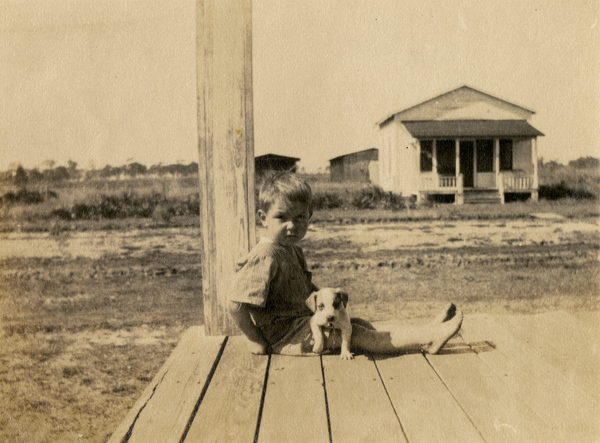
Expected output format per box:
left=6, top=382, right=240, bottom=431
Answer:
left=257, top=171, right=312, bottom=213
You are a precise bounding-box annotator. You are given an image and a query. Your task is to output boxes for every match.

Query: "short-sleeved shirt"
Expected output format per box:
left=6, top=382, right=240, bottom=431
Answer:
left=229, top=240, right=318, bottom=344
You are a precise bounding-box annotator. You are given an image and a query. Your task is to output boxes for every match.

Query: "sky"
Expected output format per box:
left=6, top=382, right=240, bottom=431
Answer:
left=0, top=0, right=598, bottom=173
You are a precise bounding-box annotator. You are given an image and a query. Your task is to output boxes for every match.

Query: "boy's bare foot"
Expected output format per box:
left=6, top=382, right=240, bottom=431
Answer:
left=430, top=303, right=457, bottom=325
left=424, top=310, right=463, bottom=354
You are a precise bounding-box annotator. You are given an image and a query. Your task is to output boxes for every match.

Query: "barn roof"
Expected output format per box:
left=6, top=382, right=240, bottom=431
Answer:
left=402, top=120, right=544, bottom=138
left=329, top=148, right=378, bottom=163
left=255, top=153, right=300, bottom=161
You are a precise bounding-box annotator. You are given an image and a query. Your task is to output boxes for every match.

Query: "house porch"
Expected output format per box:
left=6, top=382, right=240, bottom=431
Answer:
left=417, top=137, right=539, bottom=205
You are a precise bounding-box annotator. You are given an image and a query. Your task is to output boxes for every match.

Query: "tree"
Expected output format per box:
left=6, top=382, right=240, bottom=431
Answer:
left=67, top=160, right=81, bottom=180
left=28, top=168, right=44, bottom=184
left=569, top=156, right=599, bottom=169
left=15, top=166, right=28, bottom=189
left=125, top=162, right=147, bottom=177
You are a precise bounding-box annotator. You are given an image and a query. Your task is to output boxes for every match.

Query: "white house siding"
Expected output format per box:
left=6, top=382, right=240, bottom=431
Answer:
left=378, top=121, right=395, bottom=192
left=368, top=161, right=379, bottom=185
left=378, top=120, right=419, bottom=196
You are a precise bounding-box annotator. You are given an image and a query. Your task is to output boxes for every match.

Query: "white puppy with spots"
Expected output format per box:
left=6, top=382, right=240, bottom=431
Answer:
left=306, top=288, right=353, bottom=360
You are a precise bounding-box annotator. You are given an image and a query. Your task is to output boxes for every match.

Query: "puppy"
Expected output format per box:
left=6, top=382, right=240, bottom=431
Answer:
left=306, top=288, right=353, bottom=360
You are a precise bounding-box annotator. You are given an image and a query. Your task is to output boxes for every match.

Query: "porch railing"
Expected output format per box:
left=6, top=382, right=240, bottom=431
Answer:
left=502, top=173, right=533, bottom=191
left=439, top=175, right=457, bottom=188
left=420, top=173, right=461, bottom=190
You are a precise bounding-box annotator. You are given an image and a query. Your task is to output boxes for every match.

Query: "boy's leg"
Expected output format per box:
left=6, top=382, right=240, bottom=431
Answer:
left=350, top=317, right=376, bottom=330
left=350, top=308, right=463, bottom=355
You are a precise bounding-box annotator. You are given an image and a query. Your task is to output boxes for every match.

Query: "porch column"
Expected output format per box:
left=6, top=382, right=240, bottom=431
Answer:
left=455, top=139, right=462, bottom=204
left=432, top=140, right=438, bottom=175
left=494, top=138, right=500, bottom=190
left=532, top=137, right=539, bottom=201
left=196, top=0, right=255, bottom=336
left=455, top=140, right=460, bottom=178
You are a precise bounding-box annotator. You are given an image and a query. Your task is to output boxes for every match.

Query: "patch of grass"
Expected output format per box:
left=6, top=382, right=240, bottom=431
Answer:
left=1, top=171, right=599, bottom=233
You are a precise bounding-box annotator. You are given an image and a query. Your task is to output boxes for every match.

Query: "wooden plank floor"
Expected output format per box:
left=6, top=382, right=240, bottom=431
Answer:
left=109, top=311, right=600, bottom=443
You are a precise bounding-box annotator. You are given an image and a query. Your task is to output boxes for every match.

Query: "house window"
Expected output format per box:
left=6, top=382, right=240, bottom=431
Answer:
left=500, top=139, right=513, bottom=171
left=476, top=139, right=494, bottom=172
left=420, top=140, right=433, bottom=172
left=437, top=140, right=456, bottom=175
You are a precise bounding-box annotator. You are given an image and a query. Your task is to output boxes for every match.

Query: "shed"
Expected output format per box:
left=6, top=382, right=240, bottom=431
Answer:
left=329, top=148, right=379, bottom=183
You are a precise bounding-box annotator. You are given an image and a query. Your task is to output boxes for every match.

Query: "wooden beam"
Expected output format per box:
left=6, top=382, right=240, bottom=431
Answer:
left=196, top=0, right=255, bottom=335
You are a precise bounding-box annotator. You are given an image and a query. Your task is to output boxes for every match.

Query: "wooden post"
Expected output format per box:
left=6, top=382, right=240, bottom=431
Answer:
left=196, top=0, right=255, bottom=336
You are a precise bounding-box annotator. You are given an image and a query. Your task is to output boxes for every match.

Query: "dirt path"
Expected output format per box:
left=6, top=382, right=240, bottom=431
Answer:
left=1, top=216, right=597, bottom=259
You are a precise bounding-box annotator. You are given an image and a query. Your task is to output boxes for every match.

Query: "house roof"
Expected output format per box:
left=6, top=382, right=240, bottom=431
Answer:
left=376, top=85, right=536, bottom=126
left=402, top=120, right=544, bottom=138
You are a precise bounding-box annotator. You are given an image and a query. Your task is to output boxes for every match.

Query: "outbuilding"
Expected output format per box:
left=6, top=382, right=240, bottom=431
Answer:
left=329, top=148, right=379, bottom=183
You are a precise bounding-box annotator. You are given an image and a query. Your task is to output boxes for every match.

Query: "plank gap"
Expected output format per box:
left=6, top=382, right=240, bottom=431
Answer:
left=319, top=356, right=333, bottom=443
left=371, top=356, right=409, bottom=443
left=180, top=336, right=229, bottom=443
left=424, top=347, right=487, bottom=442
left=122, top=369, right=171, bottom=443
left=254, top=354, right=272, bottom=443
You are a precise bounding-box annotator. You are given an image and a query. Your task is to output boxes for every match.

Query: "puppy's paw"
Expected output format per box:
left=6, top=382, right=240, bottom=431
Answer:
left=313, top=342, right=324, bottom=354
left=340, top=350, right=354, bottom=360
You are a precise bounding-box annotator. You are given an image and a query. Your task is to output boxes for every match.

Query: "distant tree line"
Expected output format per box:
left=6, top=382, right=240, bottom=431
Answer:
left=0, top=161, right=200, bottom=187
left=538, top=156, right=599, bottom=171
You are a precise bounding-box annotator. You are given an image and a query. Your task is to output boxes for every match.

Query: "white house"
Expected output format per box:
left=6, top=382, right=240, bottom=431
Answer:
left=376, top=86, right=544, bottom=204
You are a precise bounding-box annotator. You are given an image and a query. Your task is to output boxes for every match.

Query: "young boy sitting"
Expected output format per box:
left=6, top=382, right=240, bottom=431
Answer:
left=229, top=172, right=462, bottom=356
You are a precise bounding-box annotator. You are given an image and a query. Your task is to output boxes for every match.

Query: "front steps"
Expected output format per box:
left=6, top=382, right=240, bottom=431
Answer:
left=462, top=189, right=502, bottom=204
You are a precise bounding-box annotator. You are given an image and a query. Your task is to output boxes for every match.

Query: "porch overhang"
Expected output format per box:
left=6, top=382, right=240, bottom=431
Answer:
left=402, top=120, right=544, bottom=138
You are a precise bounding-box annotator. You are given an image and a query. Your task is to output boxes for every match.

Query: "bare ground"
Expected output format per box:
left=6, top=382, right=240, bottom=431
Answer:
left=0, top=216, right=598, bottom=442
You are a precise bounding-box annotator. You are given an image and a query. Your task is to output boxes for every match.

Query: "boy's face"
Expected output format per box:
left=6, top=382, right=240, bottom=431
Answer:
left=258, top=197, right=310, bottom=247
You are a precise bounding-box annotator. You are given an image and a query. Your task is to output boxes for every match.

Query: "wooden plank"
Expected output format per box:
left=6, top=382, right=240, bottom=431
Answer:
left=502, top=311, right=600, bottom=372
left=258, top=355, right=329, bottom=443
left=461, top=314, right=600, bottom=442
left=322, top=354, right=406, bottom=443
left=569, top=310, right=600, bottom=331
left=196, top=0, right=256, bottom=335
left=376, top=352, right=484, bottom=443
left=425, top=333, right=560, bottom=442
left=493, top=311, right=600, bottom=400
left=108, top=327, right=216, bottom=443
left=184, top=336, right=269, bottom=442
left=123, top=329, right=225, bottom=443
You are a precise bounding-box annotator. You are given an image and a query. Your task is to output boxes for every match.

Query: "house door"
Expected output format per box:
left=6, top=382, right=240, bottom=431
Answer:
left=459, top=141, right=474, bottom=188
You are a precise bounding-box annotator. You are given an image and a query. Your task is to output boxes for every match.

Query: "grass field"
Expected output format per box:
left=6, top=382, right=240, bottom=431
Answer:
left=1, top=164, right=598, bottom=232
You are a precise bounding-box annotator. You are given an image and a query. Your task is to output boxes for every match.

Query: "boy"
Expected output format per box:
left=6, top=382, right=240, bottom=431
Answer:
left=229, top=172, right=462, bottom=356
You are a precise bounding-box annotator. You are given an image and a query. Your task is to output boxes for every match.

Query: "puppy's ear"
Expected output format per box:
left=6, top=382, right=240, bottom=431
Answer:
left=335, top=290, right=349, bottom=308
left=306, top=292, right=318, bottom=312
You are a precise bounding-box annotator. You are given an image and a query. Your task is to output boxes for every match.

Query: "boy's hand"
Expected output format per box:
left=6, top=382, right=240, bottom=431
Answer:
left=246, top=339, right=270, bottom=355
